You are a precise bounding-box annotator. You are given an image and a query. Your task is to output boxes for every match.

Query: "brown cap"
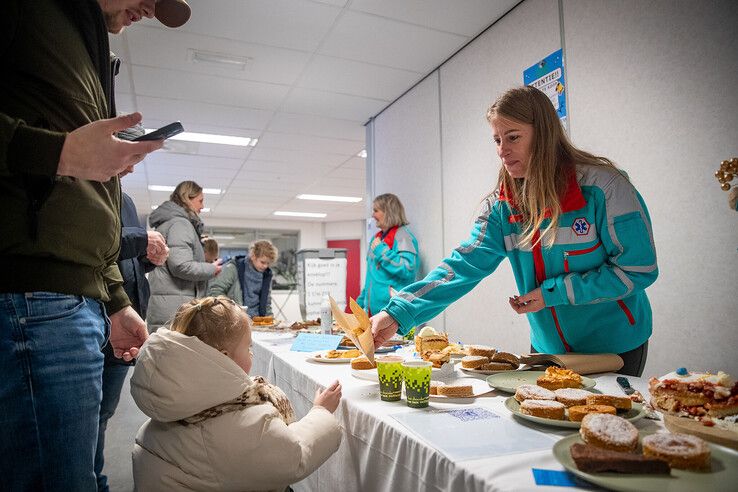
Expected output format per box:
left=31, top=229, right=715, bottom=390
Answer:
left=155, top=0, right=191, bottom=28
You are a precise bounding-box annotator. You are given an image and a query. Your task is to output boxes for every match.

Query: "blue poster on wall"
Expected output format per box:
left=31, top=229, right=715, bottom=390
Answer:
left=523, top=49, right=567, bottom=126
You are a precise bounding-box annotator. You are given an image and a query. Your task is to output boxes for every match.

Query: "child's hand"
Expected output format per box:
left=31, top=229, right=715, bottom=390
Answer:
left=314, top=380, right=342, bottom=413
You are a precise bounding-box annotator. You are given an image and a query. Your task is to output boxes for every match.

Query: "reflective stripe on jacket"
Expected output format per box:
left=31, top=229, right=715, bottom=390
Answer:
left=385, top=165, right=657, bottom=354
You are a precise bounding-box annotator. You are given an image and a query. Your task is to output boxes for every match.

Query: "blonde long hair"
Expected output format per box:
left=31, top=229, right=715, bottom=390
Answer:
left=170, top=296, right=249, bottom=353
left=486, top=86, right=619, bottom=247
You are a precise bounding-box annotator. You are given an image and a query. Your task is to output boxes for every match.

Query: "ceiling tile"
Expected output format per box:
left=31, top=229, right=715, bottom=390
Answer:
left=268, top=112, right=365, bottom=141
left=131, top=66, right=289, bottom=110
left=282, top=88, right=386, bottom=121
left=172, top=0, right=342, bottom=51
left=319, top=10, right=467, bottom=72
left=257, top=132, right=364, bottom=155
left=136, top=96, right=272, bottom=131
left=247, top=148, right=349, bottom=168
left=298, top=55, right=421, bottom=100
left=123, top=26, right=311, bottom=85
left=349, top=0, right=517, bottom=37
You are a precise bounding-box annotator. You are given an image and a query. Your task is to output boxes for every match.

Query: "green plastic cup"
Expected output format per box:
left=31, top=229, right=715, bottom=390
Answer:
left=376, top=356, right=404, bottom=402
left=402, top=360, right=432, bottom=408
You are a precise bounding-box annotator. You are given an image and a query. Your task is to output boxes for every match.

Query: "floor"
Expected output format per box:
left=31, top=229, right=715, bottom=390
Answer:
left=102, top=371, right=147, bottom=492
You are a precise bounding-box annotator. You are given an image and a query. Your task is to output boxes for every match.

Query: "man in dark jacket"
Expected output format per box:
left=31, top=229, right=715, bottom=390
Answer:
left=95, top=189, right=168, bottom=492
left=0, top=1, right=190, bottom=489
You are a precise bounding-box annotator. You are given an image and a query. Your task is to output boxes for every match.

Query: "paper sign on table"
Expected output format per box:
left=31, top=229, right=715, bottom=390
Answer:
left=330, top=296, right=375, bottom=364
left=290, top=333, right=343, bottom=352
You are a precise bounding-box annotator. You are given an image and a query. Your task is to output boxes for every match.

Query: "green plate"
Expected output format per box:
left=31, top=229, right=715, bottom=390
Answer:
left=553, top=431, right=738, bottom=492
left=486, top=370, right=596, bottom=393
left=505, top=396, right=645, bottom=429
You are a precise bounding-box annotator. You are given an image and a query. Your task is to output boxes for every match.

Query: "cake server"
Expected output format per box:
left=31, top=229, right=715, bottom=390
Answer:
left=616, top=376, right=635, bottom=395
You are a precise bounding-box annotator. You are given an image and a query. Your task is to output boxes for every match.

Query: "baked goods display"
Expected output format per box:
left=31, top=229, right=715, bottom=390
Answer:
left=414, top=326, right=449, bottom=353
left=461, top=355, right=488, bottom=369
left=289, top=319, right=320, bottom=330
left=324, top=349, right=360, bottom=359
left=490, top=352, right=520, bottom=369
left=436, top=383, right=474, bottom=398
left=569, top=442, right=671, bottom=474
left=520, top=399, right=566, bottom=420
left=331, top=297, right=375, bottom=365
left=579, top=413, right=638, bottom=453
left=350, top=355, right=376, bottom=370
left=586, top=394, right=632, bottom=411
left=514, top=384, right=556, bottom=403
left=537, top=366, right=583, bottom=390
left=467, top=345, right=496, bottom=358
left=252, top=315, right=274, bottom=326
left=422, top=350, right=450, bottom=368
left=429, top=381, right=444, bottom=395
left=554, top=388, right=592, bottom=407
left=568, top=404, right=617, bottom=422
left=649, top=368, right=738, bottom=419
left=642, top=433, right=711, bottom=470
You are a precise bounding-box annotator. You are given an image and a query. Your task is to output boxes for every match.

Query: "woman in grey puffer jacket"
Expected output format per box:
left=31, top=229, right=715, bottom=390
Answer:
left=146, top=181, right=222, bottom=332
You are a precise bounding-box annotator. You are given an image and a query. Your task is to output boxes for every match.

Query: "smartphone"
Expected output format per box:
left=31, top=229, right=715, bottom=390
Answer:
left=133, top=121, right=184, bottom=141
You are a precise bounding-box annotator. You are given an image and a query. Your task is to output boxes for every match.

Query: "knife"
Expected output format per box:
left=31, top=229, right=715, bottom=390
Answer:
left=616, top=376, right=635, bottom=395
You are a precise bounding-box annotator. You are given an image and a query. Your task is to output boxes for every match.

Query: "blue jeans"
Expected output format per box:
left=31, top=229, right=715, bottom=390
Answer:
left=0, top=292, right=109, bottom=491
left=94, top=361, right=130, bottom=492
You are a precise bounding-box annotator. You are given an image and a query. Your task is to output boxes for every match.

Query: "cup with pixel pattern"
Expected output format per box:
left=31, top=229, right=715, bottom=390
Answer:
left=402, top=360, right=432, bottom=408
left=376, top=356, right=404, bottom=401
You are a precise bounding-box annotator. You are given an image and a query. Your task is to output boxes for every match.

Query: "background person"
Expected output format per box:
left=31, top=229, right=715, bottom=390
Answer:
left=0, top=0, right=189, bottom=489
left=131, top=296, right=342, bottom=491
left=357, top=193, right=419, bottom=315
left=147, top=180, right=222, bottom=332
left=208, top=240, right=277, bottom=318
left=371, top=86, right=658, bottom=376
left=202, top=237, right=220, bottom=263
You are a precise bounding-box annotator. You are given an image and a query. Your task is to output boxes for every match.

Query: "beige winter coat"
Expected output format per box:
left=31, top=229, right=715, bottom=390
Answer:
left=131, top=329, right=342, bottom=491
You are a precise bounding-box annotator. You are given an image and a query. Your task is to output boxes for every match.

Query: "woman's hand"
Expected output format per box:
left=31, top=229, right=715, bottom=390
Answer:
left=314, top=380, right=342, bottom=413
left=371, top=311, right=399, bottom=347
left=509, top=287, right=545, bottom=314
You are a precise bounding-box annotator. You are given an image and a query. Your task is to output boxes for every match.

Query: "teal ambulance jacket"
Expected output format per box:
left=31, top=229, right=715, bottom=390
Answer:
left=358, top=225, right=419, bottom=316
left=385, top=165, right=657, bottom=354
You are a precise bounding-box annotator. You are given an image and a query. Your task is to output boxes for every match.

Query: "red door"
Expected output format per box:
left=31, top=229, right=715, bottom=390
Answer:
left=327, top=239, right=361, bottom=311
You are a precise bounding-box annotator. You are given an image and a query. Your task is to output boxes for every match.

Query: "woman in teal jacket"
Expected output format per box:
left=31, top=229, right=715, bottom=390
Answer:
left=357, top=193, right=419, bottom=316
left=372, top=87, right=657, bottom=376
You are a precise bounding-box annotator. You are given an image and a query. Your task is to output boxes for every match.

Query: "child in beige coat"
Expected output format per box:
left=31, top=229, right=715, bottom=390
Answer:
left=131, top=296, right=342, bottom=491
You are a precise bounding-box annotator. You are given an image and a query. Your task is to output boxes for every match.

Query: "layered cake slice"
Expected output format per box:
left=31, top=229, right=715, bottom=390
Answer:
left=649, top=369, right=738, bottom=418
left=570, top=443, right=671, bottom=474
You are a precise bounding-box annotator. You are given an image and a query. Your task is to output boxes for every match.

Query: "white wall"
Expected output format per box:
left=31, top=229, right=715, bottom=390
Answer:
left=369, top=0, right=738, bottom=377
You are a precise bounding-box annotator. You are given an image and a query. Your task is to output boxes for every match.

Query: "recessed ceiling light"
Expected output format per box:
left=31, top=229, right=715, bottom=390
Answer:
left=209, top=235, right=235, bottom=240
left=357, top=149, right=367, bottom=158
left=188, top=49, right=250, bottom=71
left=297, top=194, right=362, bottom=203
left=144, top=130, right=258, bottom=147
left=148, top=185, right=222, bottom=195
left=201, top=208, right=211, bottom=213
left=274, top=211, right=327, bottom=218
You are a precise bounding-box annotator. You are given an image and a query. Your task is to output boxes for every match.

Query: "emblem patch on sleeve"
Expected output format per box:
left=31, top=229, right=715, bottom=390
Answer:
left=572, top=217, right=590, bottom=236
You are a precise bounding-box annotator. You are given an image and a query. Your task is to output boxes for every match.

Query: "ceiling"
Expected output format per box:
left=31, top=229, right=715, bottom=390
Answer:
left=111, top=0, right=518, bottom=223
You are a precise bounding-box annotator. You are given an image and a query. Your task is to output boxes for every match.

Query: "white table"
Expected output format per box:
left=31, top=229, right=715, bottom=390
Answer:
left=251, top=332, right=664, bottom=492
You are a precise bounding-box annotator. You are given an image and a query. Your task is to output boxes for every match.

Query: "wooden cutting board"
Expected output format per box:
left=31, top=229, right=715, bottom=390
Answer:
left=663, top=414, right=738, bottom=450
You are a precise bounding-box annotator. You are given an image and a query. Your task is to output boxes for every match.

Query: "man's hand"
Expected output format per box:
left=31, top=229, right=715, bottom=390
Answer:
left=109, top=306, right=148, bottom=361
left=371, top=311, right=399, bottom=347
left=146, top=230, right=168, bottom=265
left=58, top=113, right=164, bottom=182
left=508, top=287, right=545, bottom=314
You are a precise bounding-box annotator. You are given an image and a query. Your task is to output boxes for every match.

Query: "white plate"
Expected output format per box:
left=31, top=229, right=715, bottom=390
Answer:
left=504, top=396, right=646, bottom=428
left=307, top=351, right=359, bottom=363
left=430, top=378, right=494, bottom=399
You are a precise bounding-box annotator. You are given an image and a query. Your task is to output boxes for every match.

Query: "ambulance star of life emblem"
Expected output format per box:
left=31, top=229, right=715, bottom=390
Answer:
left=572, top=217, right=590, bottom=236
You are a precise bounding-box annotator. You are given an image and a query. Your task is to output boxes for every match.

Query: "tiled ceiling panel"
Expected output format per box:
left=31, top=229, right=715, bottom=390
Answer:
left=114, top=1, right=511, bottom=222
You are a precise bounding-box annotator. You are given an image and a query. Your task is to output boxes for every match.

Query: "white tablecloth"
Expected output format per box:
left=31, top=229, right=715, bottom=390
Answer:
left=251, top=332, right=664, bottom=492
